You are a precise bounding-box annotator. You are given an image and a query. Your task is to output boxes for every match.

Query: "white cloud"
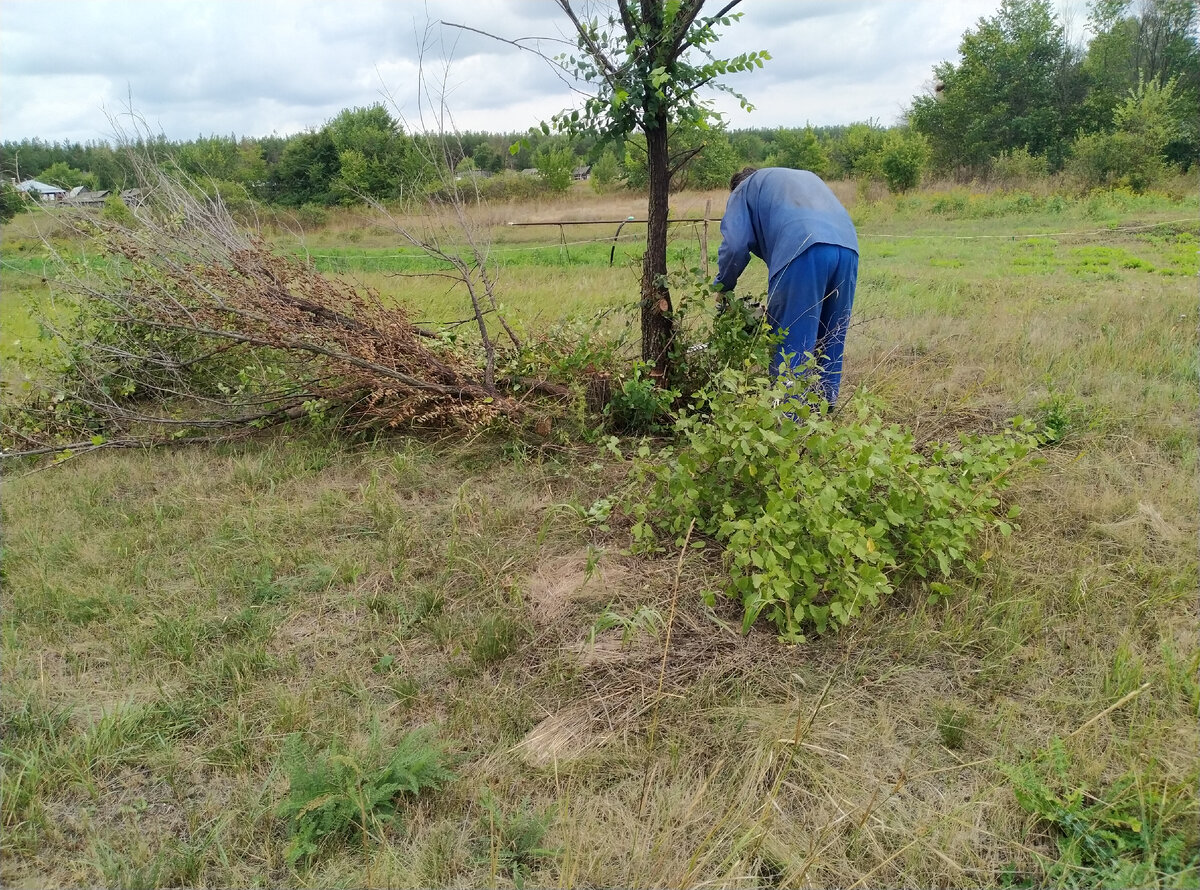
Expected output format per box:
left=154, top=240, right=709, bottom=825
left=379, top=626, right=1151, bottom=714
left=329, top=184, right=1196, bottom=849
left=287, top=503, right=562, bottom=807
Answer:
left=0, top=0, right=1002, bottom=143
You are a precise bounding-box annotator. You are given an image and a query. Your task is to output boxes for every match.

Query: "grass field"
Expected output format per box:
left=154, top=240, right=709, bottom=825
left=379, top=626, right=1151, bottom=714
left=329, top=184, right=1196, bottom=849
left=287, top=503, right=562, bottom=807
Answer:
left=2, top=182, right=1197, bottom=888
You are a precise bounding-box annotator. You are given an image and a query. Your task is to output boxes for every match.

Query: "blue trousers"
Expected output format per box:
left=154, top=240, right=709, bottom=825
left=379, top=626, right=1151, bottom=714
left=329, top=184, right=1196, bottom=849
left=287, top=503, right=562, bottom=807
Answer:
left=766, top=243, right=858, bottom=405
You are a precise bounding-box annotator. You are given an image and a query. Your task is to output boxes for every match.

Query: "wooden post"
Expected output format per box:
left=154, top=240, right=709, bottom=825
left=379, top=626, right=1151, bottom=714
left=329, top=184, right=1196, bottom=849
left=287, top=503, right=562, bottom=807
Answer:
left=701, top=198, right=711, bottom=279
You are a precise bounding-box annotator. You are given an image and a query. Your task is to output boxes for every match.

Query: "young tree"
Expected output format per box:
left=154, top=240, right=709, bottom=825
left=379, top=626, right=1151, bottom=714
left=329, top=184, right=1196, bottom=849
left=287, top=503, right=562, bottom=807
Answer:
left=764, top=127, right=828, bottom=175
left=271, top=130, right=340, bottom=206
left=1083, top=0, right=1199, bottom=166
left=0, top=180, right=28, bottom=222
left=1070, top=75, right=1182, bottom=190
left=545, top=1, right=768, bottom=373
left=327, top=105, right=418, bottom=203
left=878, top=130, right=931, bottom=193
left=589, top=148, right=622, bottom=192
left=534, top=144, right=576, bottom=192
left=38, top=161, right=97, bottom=190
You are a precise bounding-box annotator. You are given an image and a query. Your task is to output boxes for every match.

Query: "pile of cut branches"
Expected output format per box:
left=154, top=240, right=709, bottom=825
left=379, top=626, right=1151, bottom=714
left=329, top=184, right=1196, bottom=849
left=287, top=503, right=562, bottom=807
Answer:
left=2, top=163, right=527, bottom=461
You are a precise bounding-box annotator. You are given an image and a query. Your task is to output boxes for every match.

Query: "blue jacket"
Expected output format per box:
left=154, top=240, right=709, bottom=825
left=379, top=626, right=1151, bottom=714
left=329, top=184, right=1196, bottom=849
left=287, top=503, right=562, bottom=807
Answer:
left=715, top=168, right=858, bottom=293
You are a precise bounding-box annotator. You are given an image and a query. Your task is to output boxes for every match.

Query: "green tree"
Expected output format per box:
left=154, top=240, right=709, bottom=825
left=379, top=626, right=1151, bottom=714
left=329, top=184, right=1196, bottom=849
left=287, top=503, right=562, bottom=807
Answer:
left=176, top=136, right=241, bottom=181
left=679, top=127, right=740, bottom=189
left=0, top=180, right=27, bottom=221
left=764, top=126, right=828, bottom=175
left=235, top=140, right=268, bottom=187
left=326, top=105, right=416, bottom=203
left=470, top=141, right=504, bottom=174
left=731, top=130, right=767, bottom=164
left=826, top=122, right=886, bottom=180
left=909, top=0, right=1085, bottom=172
left=878, top=130, right=930, bottom=192
left=590, top=148, right=622, bottom=192
left=38, top=161, right=96, bottom=190
left=271, top=130, right=339, bottom=206
left=1070, top=75, right=1181, bottom=190
left=547, top=0, right=769, bottom=372
left=1083, top=0, right=1198, bottom=166
left=534, top=144, right=576, bottom=192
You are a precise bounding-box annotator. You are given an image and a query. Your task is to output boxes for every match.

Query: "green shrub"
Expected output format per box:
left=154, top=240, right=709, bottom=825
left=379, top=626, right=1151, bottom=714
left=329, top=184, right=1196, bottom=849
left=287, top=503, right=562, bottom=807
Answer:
left=1069, top=76, right=1180, bottom=193
left=605, top=361, right=677, bottom=434
left=278, top=727, right=453, bottom=864
left=589, top=149, right=622, bottom=194
left=992, top=148, right=1049, bottom=185
left=292, top=202, right=329, bottom=229
left=534, top=145, right=575, bottom=193
left=628, top=370, right=1039, bottom=642
left=100, top=194, right=136, bottom=227
left=765, top=126, right=828, bottom=176
left=478, top=171, right=547, bottom=202
left=666, top=282, right=779, bottom=401
left=0, top=181, right=28, bottom=222
left=879, top=130, right=930, bottom=193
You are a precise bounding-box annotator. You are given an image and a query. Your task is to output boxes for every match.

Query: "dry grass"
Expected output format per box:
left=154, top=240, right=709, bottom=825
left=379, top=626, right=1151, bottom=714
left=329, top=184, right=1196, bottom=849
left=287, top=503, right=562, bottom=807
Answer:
left=2, top=184, right=1197, bottom=888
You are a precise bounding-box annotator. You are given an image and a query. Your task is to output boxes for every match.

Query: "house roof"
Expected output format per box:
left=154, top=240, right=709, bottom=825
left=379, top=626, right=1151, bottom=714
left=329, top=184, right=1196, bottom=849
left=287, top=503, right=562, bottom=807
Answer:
left=17, top=179, right=66, bottom=194
left=66, top=189, right=110, bottom=204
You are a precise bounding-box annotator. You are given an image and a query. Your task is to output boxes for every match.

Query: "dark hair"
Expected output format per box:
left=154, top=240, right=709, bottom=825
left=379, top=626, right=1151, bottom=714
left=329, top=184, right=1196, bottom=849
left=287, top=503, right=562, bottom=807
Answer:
left=730, top=166, right=758, bottom=191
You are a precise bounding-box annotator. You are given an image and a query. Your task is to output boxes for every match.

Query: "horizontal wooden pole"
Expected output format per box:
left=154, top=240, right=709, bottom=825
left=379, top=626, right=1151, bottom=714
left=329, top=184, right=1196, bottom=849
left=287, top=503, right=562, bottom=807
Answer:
left=506, top=217, right=719, bottom=226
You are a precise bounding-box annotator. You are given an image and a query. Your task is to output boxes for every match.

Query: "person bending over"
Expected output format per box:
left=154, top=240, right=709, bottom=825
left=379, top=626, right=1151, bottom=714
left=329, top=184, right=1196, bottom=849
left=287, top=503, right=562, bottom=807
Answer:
left=715, top=166, right=859, bottom=405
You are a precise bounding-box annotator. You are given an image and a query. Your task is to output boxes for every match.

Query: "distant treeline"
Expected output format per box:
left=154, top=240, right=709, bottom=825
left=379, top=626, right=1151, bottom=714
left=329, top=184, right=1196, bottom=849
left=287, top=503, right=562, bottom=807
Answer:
left=2, top=0, right=1195, bottom=211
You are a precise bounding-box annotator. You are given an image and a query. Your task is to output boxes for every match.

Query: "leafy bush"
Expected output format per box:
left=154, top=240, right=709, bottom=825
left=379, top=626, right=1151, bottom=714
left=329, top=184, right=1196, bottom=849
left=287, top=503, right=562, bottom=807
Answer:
left=477, top=171, right=547, bottom=202
left=666, top=281, right=779, bottom=401
left=826, top=122, right=886, bottom=180
left=1005, top=738, right=1199, bottom=888
left=0, top=181, right=28, bottom=222
left=534, top=145, right=576, bottom=193
left=589, top=149, right=622, bottom=193
left=100, top=194, right=136, bottom=227
left=294, top=202, right=329, bottom=229
left=991, top=147, right=1050, bottom=185
left=628, top=370, right=1039, bottom=641
left=1069, top=76, right=1180, bottom=193
left=879, top=130, right=930, bottom=193
left=605, top=361, right=677, bottom=434
left=765, top=126, right=828, bottom=176
left=278, top=727, right=454, bottom=865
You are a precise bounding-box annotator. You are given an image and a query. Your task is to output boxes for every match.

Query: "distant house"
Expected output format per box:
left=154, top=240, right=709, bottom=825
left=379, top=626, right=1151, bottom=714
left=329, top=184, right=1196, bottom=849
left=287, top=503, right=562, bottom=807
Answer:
left=16, top=179, right=66, bottom=202
left=65, top=187, right=111, bottom=208
left=120, top=188, right=145, bottom=207
left=572, top=165, right=592, bottom=181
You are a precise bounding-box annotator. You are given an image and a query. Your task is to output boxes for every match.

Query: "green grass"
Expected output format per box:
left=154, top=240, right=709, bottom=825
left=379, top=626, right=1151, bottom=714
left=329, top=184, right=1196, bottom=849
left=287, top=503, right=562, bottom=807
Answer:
left=2, top=185, right=1197, bottom=887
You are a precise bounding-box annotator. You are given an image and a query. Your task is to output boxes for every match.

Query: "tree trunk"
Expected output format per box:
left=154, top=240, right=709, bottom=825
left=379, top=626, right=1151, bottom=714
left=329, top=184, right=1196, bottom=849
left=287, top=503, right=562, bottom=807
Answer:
left=641, top=111, right=674, bottom=376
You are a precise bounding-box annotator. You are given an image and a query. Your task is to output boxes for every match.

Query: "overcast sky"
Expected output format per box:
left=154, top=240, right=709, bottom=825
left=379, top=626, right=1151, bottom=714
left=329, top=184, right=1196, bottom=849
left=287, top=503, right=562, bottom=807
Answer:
left=1, top=0, right=1007, bottom=145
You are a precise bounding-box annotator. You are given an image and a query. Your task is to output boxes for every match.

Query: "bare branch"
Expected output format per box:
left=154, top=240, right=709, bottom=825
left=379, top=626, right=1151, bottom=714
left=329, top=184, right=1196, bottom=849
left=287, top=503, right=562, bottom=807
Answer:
left=440, top=20, right=597, bottom=100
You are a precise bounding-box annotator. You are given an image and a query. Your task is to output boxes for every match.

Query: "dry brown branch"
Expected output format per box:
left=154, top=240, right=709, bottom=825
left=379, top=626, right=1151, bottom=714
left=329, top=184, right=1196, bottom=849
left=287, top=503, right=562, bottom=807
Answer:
left=1, top=150, right=522, bottom=462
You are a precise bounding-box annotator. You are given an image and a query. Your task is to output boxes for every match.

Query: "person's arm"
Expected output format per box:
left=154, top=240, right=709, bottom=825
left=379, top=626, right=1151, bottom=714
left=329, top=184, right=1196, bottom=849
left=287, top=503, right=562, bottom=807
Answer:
left=714, top=188, right=754, bottom=293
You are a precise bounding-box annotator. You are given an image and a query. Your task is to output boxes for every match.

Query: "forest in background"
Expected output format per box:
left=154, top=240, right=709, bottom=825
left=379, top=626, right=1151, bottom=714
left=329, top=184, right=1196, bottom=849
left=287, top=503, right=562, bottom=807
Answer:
left=2, top=0, right=1196, bottom=218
